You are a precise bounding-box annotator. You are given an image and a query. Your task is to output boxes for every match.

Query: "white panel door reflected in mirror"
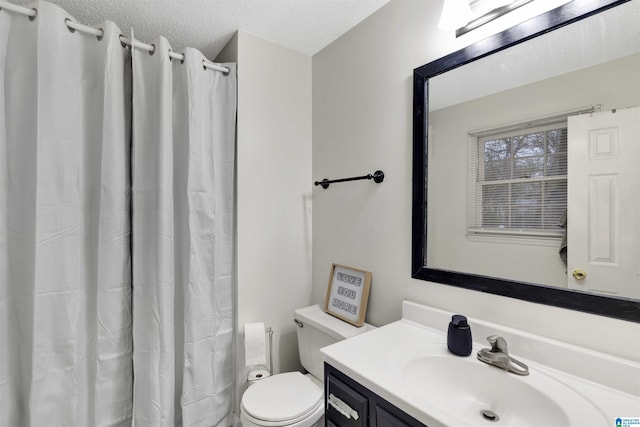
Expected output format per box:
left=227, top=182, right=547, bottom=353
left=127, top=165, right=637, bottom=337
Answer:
left=567, top=107, right=640, bottom=299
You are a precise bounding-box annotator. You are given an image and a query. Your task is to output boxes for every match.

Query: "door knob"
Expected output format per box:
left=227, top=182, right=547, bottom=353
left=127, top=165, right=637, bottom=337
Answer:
left=572, top=269, right=587, bottom=280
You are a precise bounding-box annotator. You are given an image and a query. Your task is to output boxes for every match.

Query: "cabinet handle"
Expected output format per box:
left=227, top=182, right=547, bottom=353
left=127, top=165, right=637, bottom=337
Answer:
left=328, top=393, right=360, bottom=420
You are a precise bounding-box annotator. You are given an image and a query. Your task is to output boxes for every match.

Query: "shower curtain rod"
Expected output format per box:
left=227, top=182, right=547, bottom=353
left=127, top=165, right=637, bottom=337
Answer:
left=0, top=0, right=230, bottom=74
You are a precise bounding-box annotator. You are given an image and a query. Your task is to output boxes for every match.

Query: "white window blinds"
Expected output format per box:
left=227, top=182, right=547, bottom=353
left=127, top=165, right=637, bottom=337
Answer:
left=467, top=122, right=567, bottom=238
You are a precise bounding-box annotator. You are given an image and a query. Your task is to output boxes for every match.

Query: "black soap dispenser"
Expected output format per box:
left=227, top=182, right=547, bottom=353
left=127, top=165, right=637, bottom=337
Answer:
left=447, top=314, right=472, bottom=356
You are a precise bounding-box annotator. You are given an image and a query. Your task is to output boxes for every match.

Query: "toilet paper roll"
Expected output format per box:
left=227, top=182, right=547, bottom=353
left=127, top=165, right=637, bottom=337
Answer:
left=247, top=366, right=271, bottom=386
left=244, top=322, right=267, bottom=366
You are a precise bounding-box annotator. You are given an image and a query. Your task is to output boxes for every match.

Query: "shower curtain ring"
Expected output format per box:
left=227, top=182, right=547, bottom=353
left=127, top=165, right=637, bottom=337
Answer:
left=64, top=18, right=75, bottom=33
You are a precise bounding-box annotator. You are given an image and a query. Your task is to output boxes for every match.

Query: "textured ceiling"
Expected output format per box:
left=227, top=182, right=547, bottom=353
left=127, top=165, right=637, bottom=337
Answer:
left=10, top=0, right=390, bottom=59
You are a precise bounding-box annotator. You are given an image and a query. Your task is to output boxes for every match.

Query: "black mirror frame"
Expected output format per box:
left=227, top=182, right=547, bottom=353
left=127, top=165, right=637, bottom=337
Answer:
left=412, top=0, right=640, bottom=323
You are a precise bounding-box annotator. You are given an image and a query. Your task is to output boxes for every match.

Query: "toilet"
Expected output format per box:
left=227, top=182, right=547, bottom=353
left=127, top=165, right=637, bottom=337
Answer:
left=240, top=304, right=374, bottom=427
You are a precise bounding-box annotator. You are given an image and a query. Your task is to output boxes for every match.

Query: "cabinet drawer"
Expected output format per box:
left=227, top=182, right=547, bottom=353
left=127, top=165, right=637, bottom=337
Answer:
left=326, top=374, right=368, bottom=427
left=374, top=406, right=412, bottom=427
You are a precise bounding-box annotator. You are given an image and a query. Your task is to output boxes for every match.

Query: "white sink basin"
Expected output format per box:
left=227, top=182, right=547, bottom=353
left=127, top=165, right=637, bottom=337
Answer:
left=322, top=304, right=640, bottom=427
left=394, top=347, right=607, bottom=427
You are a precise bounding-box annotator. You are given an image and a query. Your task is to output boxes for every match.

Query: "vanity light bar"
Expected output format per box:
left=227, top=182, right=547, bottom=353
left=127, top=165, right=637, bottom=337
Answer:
left=0, top=0, right=230, bottom=74
left=456, top=0, right=535, bottom=37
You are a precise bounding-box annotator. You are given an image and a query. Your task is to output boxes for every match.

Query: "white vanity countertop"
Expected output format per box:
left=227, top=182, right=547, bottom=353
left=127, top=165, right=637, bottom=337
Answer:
left=321, top=302, right=640, bottom=427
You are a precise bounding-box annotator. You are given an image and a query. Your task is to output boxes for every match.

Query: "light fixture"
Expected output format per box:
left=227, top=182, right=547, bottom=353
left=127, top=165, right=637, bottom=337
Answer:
left=438, top=0, right=473, bottom=31
left=456, top=0, right=534, bottom=37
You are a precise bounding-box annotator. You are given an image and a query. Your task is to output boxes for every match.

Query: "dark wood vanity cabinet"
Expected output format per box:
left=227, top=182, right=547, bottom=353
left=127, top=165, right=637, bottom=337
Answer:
left=324, top=363, right=426, bottom=427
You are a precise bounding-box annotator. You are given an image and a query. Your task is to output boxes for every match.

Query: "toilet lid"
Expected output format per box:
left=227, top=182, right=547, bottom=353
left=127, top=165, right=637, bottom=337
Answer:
left=242, top=372, right=323, bottom=423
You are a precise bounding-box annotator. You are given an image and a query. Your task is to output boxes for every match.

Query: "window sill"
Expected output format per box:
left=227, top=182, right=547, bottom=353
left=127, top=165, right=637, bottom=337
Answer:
left=467, top=229, right=562, bottom=247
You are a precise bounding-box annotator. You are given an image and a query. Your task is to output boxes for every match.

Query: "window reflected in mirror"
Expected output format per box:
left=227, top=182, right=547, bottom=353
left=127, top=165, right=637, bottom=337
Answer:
left=468, top=120, right=568, bottom=238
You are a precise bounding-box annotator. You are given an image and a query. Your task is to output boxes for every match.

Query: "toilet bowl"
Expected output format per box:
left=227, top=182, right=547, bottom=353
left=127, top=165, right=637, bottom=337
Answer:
left=239, top=305, right=374, bottom=427
left=240, top=372, right=323, bottom=427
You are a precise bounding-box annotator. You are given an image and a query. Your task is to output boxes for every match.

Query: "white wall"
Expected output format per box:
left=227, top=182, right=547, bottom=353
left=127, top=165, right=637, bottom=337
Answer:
left=226, top=30, right=313, bottom=417
left=312, top=0, right=640, bottom=361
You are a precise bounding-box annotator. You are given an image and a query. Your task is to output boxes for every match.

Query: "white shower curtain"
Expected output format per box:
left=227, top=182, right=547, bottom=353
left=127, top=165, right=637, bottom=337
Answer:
left=131, top=38, right=236, bottom=427
left=0, top=2, right=236, bottom=426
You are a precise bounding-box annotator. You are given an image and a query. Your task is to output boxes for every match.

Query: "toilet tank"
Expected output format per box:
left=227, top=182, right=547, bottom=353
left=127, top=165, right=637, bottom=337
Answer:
left=294, top=305, right=375, bottom=380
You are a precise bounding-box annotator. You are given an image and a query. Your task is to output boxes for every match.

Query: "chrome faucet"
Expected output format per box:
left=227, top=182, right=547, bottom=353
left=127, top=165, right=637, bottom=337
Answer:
left=477, top=335, right=529, bottom=376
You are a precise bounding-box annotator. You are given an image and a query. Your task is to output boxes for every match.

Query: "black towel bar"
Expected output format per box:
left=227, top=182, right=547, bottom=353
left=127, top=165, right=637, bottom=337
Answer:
left=314, top=170, right=384, bottom=189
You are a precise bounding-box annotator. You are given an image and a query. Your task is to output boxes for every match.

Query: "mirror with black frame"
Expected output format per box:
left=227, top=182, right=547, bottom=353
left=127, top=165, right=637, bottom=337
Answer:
left=412, top=0, right=640, bottom=322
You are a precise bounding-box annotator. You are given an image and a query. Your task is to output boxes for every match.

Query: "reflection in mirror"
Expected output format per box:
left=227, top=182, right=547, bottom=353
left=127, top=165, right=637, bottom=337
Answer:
left=412, top=0, right=640, bottom=322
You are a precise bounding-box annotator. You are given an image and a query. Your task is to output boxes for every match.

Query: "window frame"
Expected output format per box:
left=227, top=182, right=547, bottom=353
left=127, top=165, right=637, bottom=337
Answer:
left=467, top=122, right=568, bottom=242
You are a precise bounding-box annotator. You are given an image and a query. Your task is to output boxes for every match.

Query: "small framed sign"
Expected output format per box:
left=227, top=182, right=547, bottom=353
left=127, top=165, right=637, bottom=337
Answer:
left=324, top=264, right=372, bottom=327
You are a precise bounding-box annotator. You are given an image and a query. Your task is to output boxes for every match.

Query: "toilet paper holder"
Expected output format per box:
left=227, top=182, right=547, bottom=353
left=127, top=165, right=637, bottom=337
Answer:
left=265, top=326, right=273, bottom=375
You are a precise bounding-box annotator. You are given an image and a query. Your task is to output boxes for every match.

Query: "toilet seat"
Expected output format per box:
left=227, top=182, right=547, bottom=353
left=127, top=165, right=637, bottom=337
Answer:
left=241, top=400, right=323, bottom=427
left=241, top=372, right=323, bottom=426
